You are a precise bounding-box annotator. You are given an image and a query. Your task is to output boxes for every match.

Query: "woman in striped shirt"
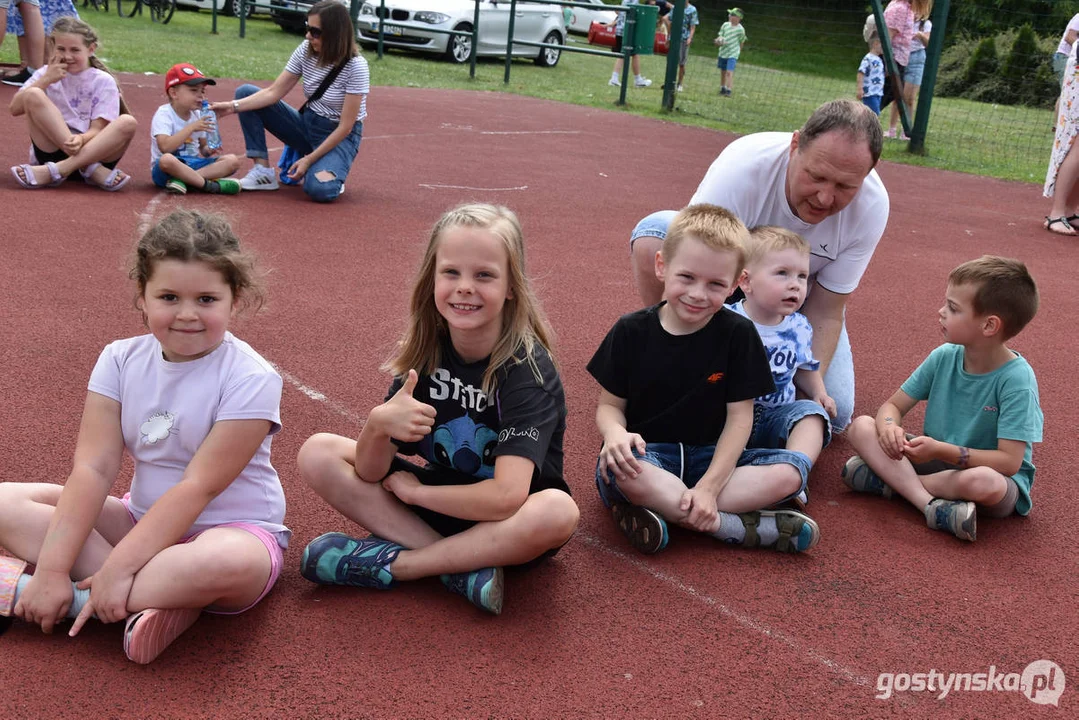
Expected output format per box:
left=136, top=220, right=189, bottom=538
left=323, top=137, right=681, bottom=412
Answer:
left=212, top=0, right=368, bottom=202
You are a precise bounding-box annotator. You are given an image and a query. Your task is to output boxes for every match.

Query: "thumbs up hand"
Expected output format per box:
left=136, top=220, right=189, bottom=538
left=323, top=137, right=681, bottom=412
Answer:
left=374, top=369, right=437, bottom=442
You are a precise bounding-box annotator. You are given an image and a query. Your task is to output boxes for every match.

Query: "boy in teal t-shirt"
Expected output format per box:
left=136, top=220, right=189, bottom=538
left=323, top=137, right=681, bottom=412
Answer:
left=842, top=256, right=1043, bottom=542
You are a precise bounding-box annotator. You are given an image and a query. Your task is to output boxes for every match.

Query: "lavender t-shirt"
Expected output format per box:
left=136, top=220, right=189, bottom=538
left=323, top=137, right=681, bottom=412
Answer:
left=18, top=66, right=120, bottom=133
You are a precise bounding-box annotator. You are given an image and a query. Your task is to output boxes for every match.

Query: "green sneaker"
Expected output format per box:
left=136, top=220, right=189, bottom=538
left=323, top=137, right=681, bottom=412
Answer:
left=740, top=509, right=820, bottom=553
left=841, top=456, right=894, bottom=499
left=204, top=178, right=241, bottom=195
left=165, top=178, right=187, bottom=195
left=925, top=499, right=977, bottom=542
left=440, top=567, right=504, bottom=615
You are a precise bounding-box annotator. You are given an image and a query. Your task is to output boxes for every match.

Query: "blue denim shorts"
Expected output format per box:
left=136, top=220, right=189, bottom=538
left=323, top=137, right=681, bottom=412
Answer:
left=717, top=56, right=737, bottom=71
left=151, top=155, right=217, bottom=188
left=903, top=48, right=926, bottom=86
left=861, top=94, right=881, bottom=115
left=749, top=399, right=832, bottom=450
left=594, top=442, right=808, bottom=508
left=629, top=209, right=678, bottom=250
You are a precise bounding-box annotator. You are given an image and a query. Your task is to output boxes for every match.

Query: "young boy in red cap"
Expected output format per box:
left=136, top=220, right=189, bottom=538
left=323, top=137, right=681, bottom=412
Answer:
left=151, top=63, right=241, bottom=195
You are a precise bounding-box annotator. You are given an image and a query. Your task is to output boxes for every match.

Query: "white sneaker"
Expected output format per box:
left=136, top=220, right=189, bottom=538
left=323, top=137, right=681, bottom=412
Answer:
left=676, top=84, right=684, bottom=92
left=608, top=76, right=620, bottom=86
left=634, top=77, right=652, bottom=88
left=239, top=165, right=279, bottom=191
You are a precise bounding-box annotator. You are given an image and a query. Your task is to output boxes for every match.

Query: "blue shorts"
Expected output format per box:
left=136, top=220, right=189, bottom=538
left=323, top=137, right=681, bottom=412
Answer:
left=629, top=209, right=678, bottom=250
left=749, top=400, right=832, bottom=451
left=594, top=442, right=809, bottom=509
left=717, top=56, right=737, bottom=72
left=903, top=48, right=926, bottom=86
left=151, top=154, right=217, bottom=188
left=861, top=94, right=882, bottom=115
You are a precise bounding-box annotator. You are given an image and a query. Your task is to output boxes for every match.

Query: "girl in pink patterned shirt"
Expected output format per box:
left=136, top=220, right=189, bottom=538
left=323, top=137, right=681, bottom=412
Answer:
left=9, top=17, right=136, bottom=190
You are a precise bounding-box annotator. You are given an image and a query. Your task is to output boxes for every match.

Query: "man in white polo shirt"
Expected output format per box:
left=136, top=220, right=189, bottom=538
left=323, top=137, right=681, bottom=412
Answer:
left=629, top=99, right=889, bottom=432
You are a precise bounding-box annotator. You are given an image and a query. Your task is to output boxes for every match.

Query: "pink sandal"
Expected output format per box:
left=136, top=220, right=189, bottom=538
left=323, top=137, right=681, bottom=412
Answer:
left=10, top=162, right=63, bottom=189
left=80, top=162, right=131, bottom=192
left=123, top=607, right=201, bottom=664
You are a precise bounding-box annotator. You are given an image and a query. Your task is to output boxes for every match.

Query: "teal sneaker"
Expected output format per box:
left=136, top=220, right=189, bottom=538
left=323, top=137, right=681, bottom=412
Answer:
left=925, top=499, right=977, bottom=542
left=612, top=502, right=669, bottom=554
left=440, top=567, right=504, bottom=615
left=300, top=532, right=403, bottom=590
left=740, top=509, right=821, bottom=553
left=842, top=456, right=894, bottom=499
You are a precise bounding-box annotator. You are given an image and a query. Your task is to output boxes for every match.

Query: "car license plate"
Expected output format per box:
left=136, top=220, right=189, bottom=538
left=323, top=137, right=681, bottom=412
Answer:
left=387, top=25, right=403, bottom=36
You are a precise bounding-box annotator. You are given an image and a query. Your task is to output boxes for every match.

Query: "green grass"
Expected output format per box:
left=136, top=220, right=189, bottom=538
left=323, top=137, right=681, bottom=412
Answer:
left=1, top=7, right=1050, bottom=183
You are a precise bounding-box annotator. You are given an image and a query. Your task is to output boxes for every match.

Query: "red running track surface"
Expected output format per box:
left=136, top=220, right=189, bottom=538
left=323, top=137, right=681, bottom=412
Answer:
left=0, top=74, right=1075, bottom=717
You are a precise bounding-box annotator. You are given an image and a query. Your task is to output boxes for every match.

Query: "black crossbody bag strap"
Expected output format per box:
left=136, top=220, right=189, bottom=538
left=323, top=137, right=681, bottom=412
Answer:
left=298, top=58, right=349, bottom=115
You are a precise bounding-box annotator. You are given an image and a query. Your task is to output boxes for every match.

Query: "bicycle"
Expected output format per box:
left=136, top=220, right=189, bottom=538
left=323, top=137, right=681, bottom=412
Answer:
left=116, top=0, right=175, bottom=24
left=82, top=0, right=110, bottom=13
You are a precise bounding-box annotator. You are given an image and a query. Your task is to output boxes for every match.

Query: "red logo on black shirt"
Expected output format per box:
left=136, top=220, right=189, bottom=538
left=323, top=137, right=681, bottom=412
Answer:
left=707, top=372, right=724, bottom=383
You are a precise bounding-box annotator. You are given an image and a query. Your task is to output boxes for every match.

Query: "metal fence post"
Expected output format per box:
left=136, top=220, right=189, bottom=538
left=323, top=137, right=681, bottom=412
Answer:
left=470, top=0, right=480, bottom=79
left=211, top=0, right=217, bottom=34
left=909, top=0, right=950, bottom=155
left=240, top=0, right=246, bottom=38
left=617, top=8, right=635, bottom=105
left=504, top=0, right=519, bottom=84
left=662, top=0, right=685, bottom=110
left=377, top=0, right=385, bottom=59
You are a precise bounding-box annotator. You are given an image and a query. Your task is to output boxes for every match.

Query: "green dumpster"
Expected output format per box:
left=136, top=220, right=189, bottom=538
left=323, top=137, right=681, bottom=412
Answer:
left=631, top=3, right=658, bottom=56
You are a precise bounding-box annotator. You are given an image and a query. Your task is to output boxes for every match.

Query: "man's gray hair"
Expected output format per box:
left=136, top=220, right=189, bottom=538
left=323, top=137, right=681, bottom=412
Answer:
left=800, top=99, right=884, bottom=165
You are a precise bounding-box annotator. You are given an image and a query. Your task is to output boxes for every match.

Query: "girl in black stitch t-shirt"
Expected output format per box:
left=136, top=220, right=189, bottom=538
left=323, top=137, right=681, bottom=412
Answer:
left=296, top=203, right=579, bottom=615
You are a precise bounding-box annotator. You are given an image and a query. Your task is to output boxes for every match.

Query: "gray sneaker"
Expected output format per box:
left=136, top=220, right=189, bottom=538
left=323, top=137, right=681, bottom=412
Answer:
left=841, top=456, right=894, bottom=499
left=925, top=499, right=977, bottom=542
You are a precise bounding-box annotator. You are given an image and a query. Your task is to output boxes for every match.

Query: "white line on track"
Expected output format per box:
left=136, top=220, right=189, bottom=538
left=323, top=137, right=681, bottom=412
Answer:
left=418, top=183, right=529, bottom=191
left=136, top=195, right=163, bottom=236
left=270, top=359, right=876, bottom=694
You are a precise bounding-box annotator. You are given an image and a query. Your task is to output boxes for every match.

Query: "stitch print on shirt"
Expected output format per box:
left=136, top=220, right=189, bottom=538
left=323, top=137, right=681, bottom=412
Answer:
left=421, top=414, right=498, bottom=478
left=140, top=411, right=176, bottom=444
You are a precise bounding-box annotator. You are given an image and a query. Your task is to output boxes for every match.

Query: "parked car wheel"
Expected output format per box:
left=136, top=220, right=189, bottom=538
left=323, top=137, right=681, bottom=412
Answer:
left=444, top=23, right=472, bottom=64
left=224, top=0, right=254, bottom=18
left=534, top=30, right=561, bottom=67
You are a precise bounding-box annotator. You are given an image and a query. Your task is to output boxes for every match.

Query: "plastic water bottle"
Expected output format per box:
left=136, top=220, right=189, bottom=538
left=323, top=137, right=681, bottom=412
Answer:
left=201, top=99, right=222, bottom=151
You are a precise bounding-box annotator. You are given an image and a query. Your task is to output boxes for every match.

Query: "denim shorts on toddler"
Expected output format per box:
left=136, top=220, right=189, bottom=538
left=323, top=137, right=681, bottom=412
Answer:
left=151, top=155, right=217, bottom=188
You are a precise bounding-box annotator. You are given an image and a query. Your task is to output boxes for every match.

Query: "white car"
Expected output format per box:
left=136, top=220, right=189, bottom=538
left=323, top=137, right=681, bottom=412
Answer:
left=356, top=0, right=565, bottom=66
left=566, top=0, right=614, bottom=34
left=175, top=0, right=264, bottom=19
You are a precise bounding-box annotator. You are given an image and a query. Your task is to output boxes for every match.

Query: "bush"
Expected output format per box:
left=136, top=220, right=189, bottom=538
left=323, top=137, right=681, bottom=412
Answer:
left=937, top=29, right=1059, bottom=109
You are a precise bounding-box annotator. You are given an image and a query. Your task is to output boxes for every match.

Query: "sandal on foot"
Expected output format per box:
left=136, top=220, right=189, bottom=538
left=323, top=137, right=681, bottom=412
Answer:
left=10, top=162, right=63, bottom=189
left=1044, top=216, right=1076, bottom=235
left=81, top=163, right=131, bottom=192
left=123, top=607, right=201, bottom=664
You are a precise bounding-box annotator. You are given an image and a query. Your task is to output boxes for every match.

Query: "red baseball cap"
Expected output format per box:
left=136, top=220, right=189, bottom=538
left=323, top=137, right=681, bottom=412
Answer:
left=164, top=63, right=217, bottom=93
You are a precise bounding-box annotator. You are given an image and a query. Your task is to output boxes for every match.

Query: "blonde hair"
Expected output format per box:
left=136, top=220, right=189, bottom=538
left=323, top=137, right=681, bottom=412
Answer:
left=50, top=17, right=131, bottom=116
left=661, top=204, right=750, bottom=277
left=948, top=256, right=1038, bottom=340
left=744, top=225, right=809, bottom=267
left=384, top=203, right=556, bottom=396
left=911, top=0, right=933, bottom=21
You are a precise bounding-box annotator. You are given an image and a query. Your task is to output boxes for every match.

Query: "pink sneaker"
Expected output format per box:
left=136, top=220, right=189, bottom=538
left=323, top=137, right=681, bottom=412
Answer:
left=884, top=128, right=897, bottom=139
left=123, top=607, right=201, bottom=664
left=0, top=556, right=27, bottom=616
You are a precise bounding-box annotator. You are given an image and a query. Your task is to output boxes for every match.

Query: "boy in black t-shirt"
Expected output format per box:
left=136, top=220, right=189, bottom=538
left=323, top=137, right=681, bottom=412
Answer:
left=588, top=205, right=822, bottom=554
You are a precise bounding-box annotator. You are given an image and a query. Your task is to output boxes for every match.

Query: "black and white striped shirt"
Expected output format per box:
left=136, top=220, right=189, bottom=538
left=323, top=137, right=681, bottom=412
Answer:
left=285, top=41, right=369, bottom=123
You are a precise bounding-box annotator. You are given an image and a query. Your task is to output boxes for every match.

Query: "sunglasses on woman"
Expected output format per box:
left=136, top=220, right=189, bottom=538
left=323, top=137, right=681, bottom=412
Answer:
left=305, top=24, right=323, bottom=38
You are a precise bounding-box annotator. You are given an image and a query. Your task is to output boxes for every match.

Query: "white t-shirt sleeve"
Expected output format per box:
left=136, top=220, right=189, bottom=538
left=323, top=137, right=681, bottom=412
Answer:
left=87, top=341, right=122, bottom=401
left=217, top=370, right=283, bottom=434
left=150, top=104, right=177, bottom=139
left=689, top=135, right=767, bottom=223
left=813, top=174, right=889, bottom=295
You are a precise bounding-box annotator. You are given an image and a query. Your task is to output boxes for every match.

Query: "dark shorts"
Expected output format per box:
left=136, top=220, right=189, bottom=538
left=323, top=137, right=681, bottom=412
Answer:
left=388, top=456, right=566, bottom=565
left=904, top=434, right=1020, bottom=517
left=880, top=64, right=907, bottom=109
left=613, top=34, right=625, bottom=54
left=31, top=143, right=117, bottom=182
